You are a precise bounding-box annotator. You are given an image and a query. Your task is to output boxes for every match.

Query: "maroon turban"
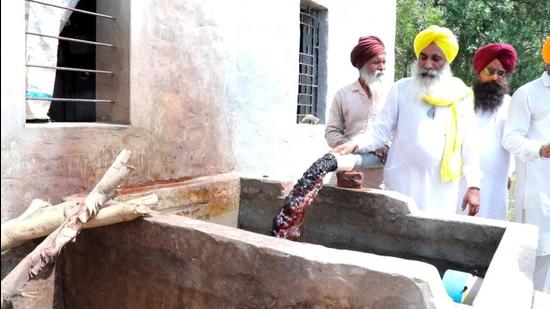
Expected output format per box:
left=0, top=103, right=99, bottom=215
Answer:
left=350, top=36, right=385, bottom=69
left=472, top=43, right=517, bottom=75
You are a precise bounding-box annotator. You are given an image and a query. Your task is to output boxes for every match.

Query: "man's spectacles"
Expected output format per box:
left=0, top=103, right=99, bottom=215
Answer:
left=483, top=67, right=508, bottom=78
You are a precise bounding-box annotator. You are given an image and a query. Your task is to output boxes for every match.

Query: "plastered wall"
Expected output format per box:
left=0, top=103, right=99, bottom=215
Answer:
left=1, top=0, right=396, bottom=221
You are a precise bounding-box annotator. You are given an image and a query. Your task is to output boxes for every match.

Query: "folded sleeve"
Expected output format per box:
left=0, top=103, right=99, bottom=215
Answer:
left=502, top=87, right=544, bottom=162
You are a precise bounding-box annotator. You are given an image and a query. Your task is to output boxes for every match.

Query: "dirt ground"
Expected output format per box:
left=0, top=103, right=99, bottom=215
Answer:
left=1, top=239, right=59, bottom=309
left=10, top=275, right=56, bottom=309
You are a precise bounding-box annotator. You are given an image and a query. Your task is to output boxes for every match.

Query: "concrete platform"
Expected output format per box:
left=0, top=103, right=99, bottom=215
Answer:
left=53, top=174, right=539, bottom=308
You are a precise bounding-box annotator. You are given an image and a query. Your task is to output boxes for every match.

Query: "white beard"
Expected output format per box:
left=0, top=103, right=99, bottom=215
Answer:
left=409, top=61, right=453, bottom=100
left=359, top=68, right=385, bottom=103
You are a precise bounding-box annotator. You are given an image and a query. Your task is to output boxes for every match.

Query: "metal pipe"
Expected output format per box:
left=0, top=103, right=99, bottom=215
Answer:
left=26, top=32, right=115, bottom=48
left=333, top=153, right=383, bottom=172
left=26, top=97, right=114, bottom=103
left=298, top=83, right=318, bottom=87
left=26, top=64, right=113, bottom=75
left=26, top=0, right=115, bottom=20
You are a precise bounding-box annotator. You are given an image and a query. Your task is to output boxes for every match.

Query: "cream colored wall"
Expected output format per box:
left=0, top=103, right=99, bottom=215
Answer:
left=1, top=0, right=235, bottom=221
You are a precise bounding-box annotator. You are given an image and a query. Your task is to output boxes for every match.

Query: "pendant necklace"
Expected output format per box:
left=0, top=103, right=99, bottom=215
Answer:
left=427, top=106, right=436, bottom=119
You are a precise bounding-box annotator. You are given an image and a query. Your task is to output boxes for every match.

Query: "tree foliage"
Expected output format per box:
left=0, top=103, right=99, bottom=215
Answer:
left=395, top=0, right=443, bottom=79
left=396, top=0, right=550, bottom=91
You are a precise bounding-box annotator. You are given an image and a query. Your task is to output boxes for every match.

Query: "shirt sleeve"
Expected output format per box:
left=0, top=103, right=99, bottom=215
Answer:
left=324, top=90, right=348, bottom=147
left=460, top=96, right=481, bottom=189
left=353, top=82, right=398, bottom=153
left=502, top=87, right=544, bottom=162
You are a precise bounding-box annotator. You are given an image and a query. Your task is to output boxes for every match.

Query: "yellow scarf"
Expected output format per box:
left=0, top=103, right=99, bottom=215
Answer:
left=422, top=89, right=472, bottom=182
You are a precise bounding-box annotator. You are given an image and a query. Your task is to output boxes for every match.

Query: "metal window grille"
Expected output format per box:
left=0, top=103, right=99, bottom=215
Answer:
left=25, top=0, right=115, bottom=106
left=296, top=5, right=319, bottom=123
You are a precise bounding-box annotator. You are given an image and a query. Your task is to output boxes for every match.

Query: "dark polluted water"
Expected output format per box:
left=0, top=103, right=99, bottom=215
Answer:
left=271, top=153, right=338, bottom=240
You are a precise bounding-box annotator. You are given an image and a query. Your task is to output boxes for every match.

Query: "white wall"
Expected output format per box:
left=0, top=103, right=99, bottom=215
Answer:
left=1, top=0, right=26, bottom=141
left=224, top=0, right=396, bottom=181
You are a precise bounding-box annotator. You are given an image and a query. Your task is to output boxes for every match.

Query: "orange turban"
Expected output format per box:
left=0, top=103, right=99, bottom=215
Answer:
left=350, top=36, right=385, bottom=69
left=473, top=43, right=517, bottom=74
left=543, top=37, right=550, bottom=64
left=414, top=25, right=459, bottom=63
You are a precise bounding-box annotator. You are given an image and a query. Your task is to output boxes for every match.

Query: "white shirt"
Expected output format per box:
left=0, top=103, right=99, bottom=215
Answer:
left=502, top=71, right=550, bottom=255
left=354, top=77, right=480, bottom=214
left=457, top=95, right=512, bottom=219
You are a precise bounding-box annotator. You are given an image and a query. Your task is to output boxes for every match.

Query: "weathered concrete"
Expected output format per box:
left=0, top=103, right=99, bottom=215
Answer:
left=473, top=222, right=539, bottom=309
left=238, top=177, right=539, bottom=308
left=1, top=0, right=397, bottom=224
left=239, top=178, right=504, bottom=275
left=2, top=0, right=238, bottom=222
left=96, top=0, right=131, bottom=124
left=59, top=214, right=454, bottom=309
left=50, top=175, right=539, bottom=308
left=117, top=173, right=241, bottom=227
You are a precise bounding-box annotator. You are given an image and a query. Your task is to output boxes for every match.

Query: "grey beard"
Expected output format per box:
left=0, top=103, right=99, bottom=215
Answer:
left=409, top=61, right=453, bottom=99
left=359, top=69, right=384, bottom=85
left=410, top=61, right=452, bottom=85
left=359, top=69, right=384, bottom=103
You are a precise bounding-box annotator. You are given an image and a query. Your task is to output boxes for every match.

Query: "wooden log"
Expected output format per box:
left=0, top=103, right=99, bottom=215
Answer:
left=80, top=149, right=135, bottom=223
left=12, top=199, right=52, bottom=221
left=1, top=149, right=134, bottom=308
left=1, top=200, right=76, bottom=252
left=1, top=194, right=157, bottom=251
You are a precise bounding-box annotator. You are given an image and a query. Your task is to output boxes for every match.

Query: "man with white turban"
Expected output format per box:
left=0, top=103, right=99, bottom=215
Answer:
left=502, top=37, right=550, bottom=293
left=332, top=25, right=481, bottom=216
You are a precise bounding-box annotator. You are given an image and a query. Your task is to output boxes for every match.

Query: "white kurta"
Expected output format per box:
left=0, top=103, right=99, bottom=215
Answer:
left=502, top=72, right=550, bottom=257
left=457, top=96, right=512, bottom=219
left=354, top=77, right=480, bottom=215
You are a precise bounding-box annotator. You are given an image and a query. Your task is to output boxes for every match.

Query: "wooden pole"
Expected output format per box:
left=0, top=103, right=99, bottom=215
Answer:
left=1, top=194, right=157, bottom=252
left=1, top=149, right=134, bottom=308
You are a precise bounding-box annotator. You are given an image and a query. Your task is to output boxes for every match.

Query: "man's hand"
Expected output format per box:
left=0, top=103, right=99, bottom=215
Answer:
left=461, top=187, right=480, bottom=216
left=540, top=143, right=550, bottom=158
left=331, top=141, right=358, bottom=155
left=374, top=143, right=390, bottom=164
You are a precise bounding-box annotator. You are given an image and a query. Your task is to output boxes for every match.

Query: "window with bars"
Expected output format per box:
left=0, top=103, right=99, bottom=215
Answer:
left=25, top=0, right=115, bottom=123
left=297, top=2, right=326, bottom=124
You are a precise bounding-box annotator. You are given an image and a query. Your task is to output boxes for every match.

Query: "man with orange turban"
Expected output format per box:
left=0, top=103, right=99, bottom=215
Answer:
left=455, top=43, right=517, bottom=220
left=332, top=25, right=481, bottom=216
left=325, top=35, right=389, bottom=189
left=503, top=37, right=550, bottom=293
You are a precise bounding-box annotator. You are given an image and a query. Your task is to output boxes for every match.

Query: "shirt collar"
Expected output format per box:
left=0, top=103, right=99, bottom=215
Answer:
left=542, top=71, right=550, bottom=87
left=352, top=79, right=368, bottom=96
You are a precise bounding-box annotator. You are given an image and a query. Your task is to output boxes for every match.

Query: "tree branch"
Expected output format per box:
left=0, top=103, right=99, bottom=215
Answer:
left=1, top=149, right=134, bottom=308
left=1, top=194, right=157, bottom=252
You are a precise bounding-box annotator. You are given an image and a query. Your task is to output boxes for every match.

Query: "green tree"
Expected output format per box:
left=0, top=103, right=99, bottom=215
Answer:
left=395, top=0, right=443, bottom=79
left=396, top=0, right=550, bottom=91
